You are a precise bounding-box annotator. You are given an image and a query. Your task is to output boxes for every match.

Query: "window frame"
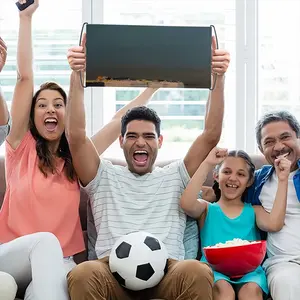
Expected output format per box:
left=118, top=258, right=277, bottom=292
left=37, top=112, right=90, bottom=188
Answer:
left=88, top=0, right=262, bottom=155
left=0, top=0, right=284, bottom=155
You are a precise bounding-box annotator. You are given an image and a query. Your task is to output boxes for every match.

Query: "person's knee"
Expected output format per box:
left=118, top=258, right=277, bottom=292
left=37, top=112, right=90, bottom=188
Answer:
left=165, top=260, right=213, bottom=300
left=268, top=269, right=300, bottom=296
left=67, top=261, right=104, bottom=291
left=33, top=232, right=62, bottom=252
left=34, top=232, right=60, bottom=247
left=0, top=272, right=17, bottom=300
left=173, top=260, right=213, bottom=284
left=214, top=280, right=235, bottom=298
left=238, top=282, right=262, bottom=299
left=68, top=261, right=93, bottom=284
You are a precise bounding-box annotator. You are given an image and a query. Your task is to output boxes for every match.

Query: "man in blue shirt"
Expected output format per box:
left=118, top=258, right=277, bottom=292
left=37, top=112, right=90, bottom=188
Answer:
left=184, top=110, right=300, bottom=300
left=243, top=111, right=300, bottom=300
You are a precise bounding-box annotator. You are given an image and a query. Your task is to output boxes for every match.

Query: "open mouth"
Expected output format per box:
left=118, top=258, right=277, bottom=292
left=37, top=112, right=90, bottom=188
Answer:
left=275, top=152, right=289, bottom=160
left=44, top=118, right=58, bottom=132
left=133, top=150, right=149, bottom=167
left=225, top=183, right=238, bottom=189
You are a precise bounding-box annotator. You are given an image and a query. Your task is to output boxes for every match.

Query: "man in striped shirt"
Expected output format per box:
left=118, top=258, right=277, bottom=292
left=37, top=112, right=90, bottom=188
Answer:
left=66, top=37, right=230, bottom=300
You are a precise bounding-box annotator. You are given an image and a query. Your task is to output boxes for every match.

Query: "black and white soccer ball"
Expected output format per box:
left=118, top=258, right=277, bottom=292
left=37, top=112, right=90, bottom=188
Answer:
left=109, top=231, right=168, bottom=291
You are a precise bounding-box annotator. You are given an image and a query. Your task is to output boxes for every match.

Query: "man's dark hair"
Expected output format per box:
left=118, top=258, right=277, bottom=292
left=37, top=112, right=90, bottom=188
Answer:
left=256, top=111, right=300, bottom=149
left=121, top=106, right=161, bottom=137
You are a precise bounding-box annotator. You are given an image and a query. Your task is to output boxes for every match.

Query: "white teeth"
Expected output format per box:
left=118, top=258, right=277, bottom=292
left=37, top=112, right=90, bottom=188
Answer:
left=276, top=153, right=289, bottom=159
left=45, top=118, right=57, bottom=123
left=134, top=150, right=148, bottom=154
left=227, top=184, right=238, bottom=188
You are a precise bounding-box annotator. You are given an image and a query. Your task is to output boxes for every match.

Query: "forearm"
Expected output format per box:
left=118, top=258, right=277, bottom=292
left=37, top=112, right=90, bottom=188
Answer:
left=91, top=87, right=158, bottom=155
left=17, top=16, right=33, bottom=79
left=180, top=162, right=213, bottom=216
left=0, top=87, right=9, bottom=125
left=66, top=71, right=86, bottom=143
left=114, top=87, right=158, bottom=119
left=204, top=75, right=225, bottom=142
left=268, top=179, right=288, bottom=230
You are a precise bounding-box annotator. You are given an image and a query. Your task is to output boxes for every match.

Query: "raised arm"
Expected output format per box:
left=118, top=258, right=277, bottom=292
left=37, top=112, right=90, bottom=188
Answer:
left=66, top=37, right=158, bottom=186
left=254, top=156, right=290, bottom=232
left=7, top=1, right=39, bottom=149
left=0, top=38, right=9, bottom=126
left=180, top=147, right=227, bottom=219
left=184, top=37, right=230, bottom=177
left=91, top=87, right=158, bottom=155
left=66, top=38, right=100, bottom=187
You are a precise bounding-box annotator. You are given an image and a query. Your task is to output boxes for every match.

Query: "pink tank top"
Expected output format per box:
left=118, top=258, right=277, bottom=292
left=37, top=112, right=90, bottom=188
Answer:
left=0, top=131, right=85, bottom=257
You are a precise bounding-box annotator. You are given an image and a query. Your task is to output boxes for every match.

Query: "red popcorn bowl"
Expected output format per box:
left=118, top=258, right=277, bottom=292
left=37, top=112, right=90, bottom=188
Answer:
left=203, top=240, right=267, bottom=278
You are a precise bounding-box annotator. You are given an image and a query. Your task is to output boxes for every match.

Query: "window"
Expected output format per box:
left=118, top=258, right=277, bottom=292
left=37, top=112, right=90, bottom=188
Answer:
left=97, top=0, right=236, bottom=160
left=0, top=0, right=298, bottom=159
left=0, top=0, right=85, bottom=153
left=258, top=0, right=300, bottom=121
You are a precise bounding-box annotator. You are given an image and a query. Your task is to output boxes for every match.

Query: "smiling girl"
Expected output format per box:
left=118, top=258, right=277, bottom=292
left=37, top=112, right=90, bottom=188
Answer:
left=180, top=147, right=290, bottom=300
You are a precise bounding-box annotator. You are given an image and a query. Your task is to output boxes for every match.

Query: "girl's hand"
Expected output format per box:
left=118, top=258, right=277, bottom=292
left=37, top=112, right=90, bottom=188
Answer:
left=204, top=147, right=228, bottom=167
left=274, top=154, right=291, bottom=181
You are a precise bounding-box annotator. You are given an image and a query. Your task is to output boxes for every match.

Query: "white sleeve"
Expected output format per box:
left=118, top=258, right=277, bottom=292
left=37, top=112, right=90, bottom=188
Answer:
left=177, top=159, right=191, bottom=188
left=79, top=158, right=111, bottom=195
left=161, top=159, right=190, bottom=188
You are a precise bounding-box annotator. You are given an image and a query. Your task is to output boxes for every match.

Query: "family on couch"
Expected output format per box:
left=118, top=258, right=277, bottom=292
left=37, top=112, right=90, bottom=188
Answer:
left=0, top=1, right=299, bottom=300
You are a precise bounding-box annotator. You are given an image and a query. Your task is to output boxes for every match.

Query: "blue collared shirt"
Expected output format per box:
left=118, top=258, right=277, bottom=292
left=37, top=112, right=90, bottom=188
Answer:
left=244, top=160, right=300, bottom=205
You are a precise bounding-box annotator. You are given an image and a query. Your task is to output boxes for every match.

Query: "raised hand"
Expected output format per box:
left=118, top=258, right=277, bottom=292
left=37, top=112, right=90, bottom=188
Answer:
left=204, top=147, right=228, bottom=167
left=17, top=0, right=39, bottom=17
left=211, top=36, right=230, bottom=75
left=67, top=34, right=86, bottom=72
left=274, top=154, right=292, bottom=181
left=0, top=37, right=7, bottom=73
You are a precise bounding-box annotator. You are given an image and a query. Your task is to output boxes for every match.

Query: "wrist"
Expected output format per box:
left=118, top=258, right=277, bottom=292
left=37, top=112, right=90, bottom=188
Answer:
left=214, top=74, right=225, bottom=84
left=19, top=14, right=33, bottom=21
left=202, top=161, right=215, bottom=171
left=144, top=87, right=158, bottom=95
left=278, top=177, right=289, bottom=183
left=71, top=70, right=82, bottom=83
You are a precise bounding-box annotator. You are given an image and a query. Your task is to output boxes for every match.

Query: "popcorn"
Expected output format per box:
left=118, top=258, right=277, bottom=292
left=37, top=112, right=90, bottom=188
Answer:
left=206, top=238, right=255, bottom=248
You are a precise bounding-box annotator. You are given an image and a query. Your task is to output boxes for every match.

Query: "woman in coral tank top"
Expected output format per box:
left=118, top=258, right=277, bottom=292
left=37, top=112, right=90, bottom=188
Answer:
left=0, top=2, right=158, bottom=298
left=0, top=1, right=84, bottom=299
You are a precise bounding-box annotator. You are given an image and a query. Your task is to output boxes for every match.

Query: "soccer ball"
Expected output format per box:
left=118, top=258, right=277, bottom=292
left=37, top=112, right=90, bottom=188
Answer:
left=109, top=231, right=169, bottom=291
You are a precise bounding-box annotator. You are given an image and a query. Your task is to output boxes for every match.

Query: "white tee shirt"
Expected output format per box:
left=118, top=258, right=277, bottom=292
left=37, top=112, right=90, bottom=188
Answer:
left=83, top=159, right=190, bottom=260
left=260, top=170, right=300, bottom=267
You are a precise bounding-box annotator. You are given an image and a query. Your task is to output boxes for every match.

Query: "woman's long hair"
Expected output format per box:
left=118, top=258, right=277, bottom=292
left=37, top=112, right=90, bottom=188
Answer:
left=212, top=150, right=255, bottom=201
left=29, top=82, right=76, bottom=182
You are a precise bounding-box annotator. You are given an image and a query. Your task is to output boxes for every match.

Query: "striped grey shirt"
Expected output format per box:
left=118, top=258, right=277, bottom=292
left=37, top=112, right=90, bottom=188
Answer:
left=0, top=120, right=10, bottom=146
left=83, top=159, right=190, bottom=260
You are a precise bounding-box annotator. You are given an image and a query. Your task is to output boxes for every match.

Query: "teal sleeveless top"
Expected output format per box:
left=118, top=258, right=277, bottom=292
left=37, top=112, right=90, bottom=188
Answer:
left=200, top=202, right=268, bottom=294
